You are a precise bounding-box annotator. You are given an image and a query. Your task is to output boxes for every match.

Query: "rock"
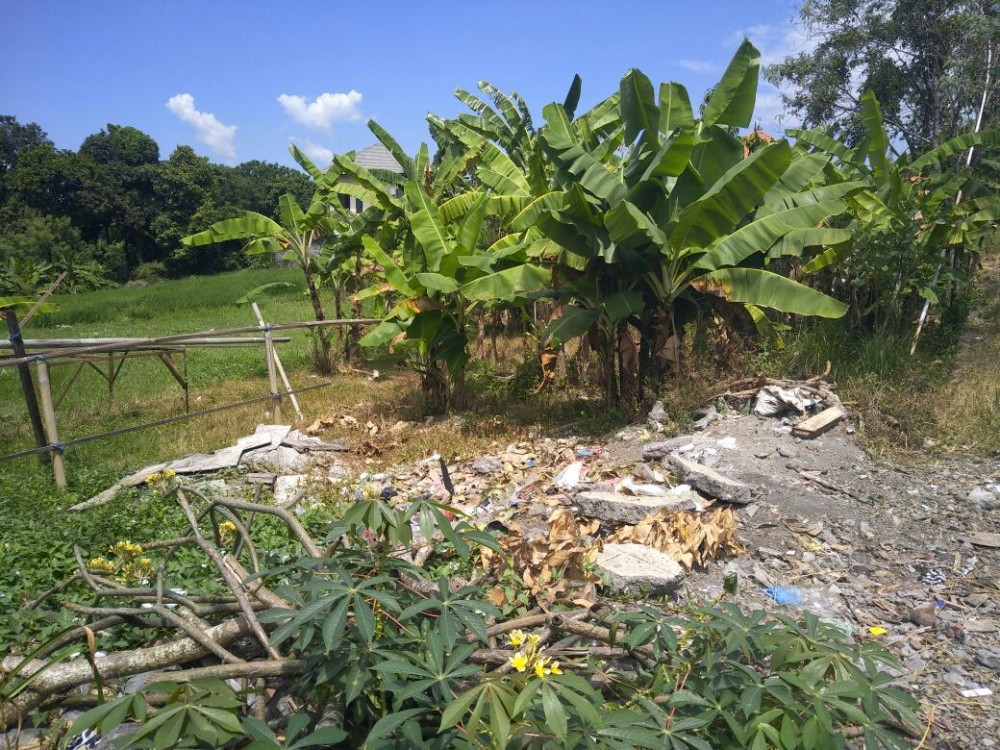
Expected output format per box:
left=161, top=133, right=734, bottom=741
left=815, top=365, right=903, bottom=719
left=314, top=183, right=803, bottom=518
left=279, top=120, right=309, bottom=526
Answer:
left=968, top=486, right=1000, bottom=509
left=647, top=400, right=669, bottom=432
left=777, top=445, right=797, bottom=458
left=576, top=490, right=698, bottom=525
left=472, top=456, right=503, bottom=475
left=595, top=543, right=685, bottom=596
left=903, top=656, right=927, bottom=672
left=909, top=604, right=938, bottom=627
left=964, top=593, right=990, bottom=608
left=942, top=671, right=969, bottom=688
left=666, top=454, right=752, bottom=504
left=633, top=463, right=663, bottom=483
left=975, top=649, right=1000, bottom=672
left=642, top=436, right=694, bottom=461
left=692, top=404, right=718, bottom=431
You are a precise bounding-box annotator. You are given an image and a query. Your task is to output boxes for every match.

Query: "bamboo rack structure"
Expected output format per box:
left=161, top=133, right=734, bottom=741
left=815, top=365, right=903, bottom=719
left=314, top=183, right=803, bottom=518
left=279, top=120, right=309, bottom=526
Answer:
left=1, top=316, right=380, bottom=489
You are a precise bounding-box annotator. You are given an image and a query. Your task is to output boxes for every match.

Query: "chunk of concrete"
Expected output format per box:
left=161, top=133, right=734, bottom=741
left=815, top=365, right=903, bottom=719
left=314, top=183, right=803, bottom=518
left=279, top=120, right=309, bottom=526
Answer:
left=642, top=436, right=696, bottom=461
left=576, top=491, right=698, bottom=525
left=274, top=475, right=306, bottom=505
left=666, top=454, right=751, bottom=504
left=595, top=543, right=685, bottom=595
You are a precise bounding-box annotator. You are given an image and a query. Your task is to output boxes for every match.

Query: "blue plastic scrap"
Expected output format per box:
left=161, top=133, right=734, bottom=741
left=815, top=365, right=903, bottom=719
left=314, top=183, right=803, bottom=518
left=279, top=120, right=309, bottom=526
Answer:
left=764, top=586, right=802, bottom=606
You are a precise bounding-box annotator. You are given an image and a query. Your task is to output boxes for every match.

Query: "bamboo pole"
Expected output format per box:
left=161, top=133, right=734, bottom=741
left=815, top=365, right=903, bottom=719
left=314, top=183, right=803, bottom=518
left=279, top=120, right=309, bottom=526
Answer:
left=4, top=310, right=49, bottom=465
left=259, top=317, right=281, bottom=423
left=0, top=320, right=378, bottom=368
left=35, top=358, right=66, bottom=489
left=251, top=303, right=302, bottom=421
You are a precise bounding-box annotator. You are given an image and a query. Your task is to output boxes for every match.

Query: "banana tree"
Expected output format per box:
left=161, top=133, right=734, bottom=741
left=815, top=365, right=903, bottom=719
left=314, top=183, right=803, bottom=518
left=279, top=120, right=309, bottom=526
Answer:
left=532, top=40, right=853, bottom=409
left=357, top=179, right=550, bottom=413
left=788, top=92, right=1000, bottom=334
left=181, top=192, right=339, bottom=371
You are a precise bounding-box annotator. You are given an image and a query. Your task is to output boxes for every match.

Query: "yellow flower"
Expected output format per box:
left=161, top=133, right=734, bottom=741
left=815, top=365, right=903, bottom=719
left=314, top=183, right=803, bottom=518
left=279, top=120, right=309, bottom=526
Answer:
left=528, top=634, right=540, bottom=646
left=87, top=557, right=116, bottom=574
left=218, top=521, right=237, bottom=541
left=508, top=630, right=526, bottom=648
left=110, top=540, right=143, bottom=558
left=510, top=651, right=528, bottom=673
left=534, top=657, right=562, bottom=678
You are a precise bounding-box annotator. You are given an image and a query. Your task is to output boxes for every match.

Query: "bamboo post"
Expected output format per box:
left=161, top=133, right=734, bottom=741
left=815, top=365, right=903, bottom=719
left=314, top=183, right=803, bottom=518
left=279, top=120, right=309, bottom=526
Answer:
left=252, top=303, right=301, bottom=421
left=4, top=310, right=50, bottom=465
left=256, top=309, right=281, bottom=423
left=35, top=358, right=66, bottom=489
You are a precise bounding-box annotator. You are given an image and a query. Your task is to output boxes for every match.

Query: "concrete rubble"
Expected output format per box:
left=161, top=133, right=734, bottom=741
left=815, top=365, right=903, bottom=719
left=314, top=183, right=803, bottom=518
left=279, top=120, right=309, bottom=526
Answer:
left=64, top=378, right=1000, bottom=745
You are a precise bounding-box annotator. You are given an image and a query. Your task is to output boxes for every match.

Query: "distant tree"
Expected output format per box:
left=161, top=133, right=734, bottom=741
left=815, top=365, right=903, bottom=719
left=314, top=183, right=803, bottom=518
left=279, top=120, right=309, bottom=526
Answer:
left=79, top=124, right=160, bottom=167
left=217, top=160, right=314, bottom=220
left=767, top=0, right=1000, bottom=153
left=0, top=213, right=112, bottom=293
left=0, top=116, right=52, bottom=206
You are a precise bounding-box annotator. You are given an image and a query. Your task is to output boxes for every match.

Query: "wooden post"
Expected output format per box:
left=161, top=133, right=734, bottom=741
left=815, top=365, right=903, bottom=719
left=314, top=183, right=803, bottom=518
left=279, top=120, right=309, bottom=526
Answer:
left=252, top=303, right=301, bottom=421
left=4, top=309, right=50, bottom=465
left=35, top=358, right=66, bottom=489
left=257, top=312, right=281, bottom=423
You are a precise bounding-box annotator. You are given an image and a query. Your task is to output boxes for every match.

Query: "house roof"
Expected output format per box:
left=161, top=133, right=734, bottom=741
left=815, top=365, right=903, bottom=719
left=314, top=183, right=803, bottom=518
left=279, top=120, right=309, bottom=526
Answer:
left=354, top=142, right=404, bottom=173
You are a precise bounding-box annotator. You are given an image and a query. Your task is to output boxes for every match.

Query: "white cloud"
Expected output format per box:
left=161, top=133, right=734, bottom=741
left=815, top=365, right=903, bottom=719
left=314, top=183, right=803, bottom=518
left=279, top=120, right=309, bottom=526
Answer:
left=166, top=94, right=237, bottom=160
left=277, top=91, right=363, bottom=130
left=290, top=137, right=334, bottom=165
left=678, top=59, right=718, bottom=74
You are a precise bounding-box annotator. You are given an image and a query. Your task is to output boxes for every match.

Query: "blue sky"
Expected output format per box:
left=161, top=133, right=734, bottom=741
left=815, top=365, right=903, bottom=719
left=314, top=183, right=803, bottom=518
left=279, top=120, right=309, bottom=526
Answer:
left=2, top=1, right=809, bottom=169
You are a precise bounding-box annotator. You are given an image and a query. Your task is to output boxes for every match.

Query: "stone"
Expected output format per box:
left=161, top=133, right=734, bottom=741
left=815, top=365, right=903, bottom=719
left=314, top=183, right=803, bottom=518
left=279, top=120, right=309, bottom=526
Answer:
left=975, top=649, right=1000, bottom=672
left=666, top=454, right=752, bottom=504
left=964, top=593, right=990, bottom=608
left=575, top=490, right=698, bottom=525
left=472, top=456, right=504, bottom=475
left=647, top=400, right=669, bottom=432
left=903, top=656, right=926, bottom=672
left=692, top=404, right=718, bottom=431
left=595, top=543, right=685, bottom=596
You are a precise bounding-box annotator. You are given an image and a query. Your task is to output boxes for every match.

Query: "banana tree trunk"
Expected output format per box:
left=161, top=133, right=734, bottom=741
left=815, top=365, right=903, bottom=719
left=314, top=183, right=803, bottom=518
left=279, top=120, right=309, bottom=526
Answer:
left=305, top=273, right=333, bottom=374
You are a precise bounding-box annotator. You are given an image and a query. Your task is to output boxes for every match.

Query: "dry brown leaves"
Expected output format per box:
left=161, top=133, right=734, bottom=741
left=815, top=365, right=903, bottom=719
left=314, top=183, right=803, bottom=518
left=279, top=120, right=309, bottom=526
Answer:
left=607, top=507, right=744, bottom=571
left=481, top=507, right=600, bottom=608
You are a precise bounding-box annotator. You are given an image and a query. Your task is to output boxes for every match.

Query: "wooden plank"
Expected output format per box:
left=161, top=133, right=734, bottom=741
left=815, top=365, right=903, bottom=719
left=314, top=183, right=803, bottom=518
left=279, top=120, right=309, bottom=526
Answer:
left=791, top=406, right=846, bottom=439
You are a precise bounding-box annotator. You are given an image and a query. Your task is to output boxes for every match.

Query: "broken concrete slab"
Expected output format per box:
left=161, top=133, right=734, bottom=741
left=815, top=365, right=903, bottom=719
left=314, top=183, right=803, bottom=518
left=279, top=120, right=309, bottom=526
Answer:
left=595, top=543, right=685, bottom=595
left=241, top=445, right=312, bottom=473
left=253, top=424, right=292, bottom=448
left=666, top=454, right=752, bottom=504
left=576, top=491, right=699, bottom=525
left=642, top=436, right=696, bottom=461
left=282, top=430, right=349, bottom=453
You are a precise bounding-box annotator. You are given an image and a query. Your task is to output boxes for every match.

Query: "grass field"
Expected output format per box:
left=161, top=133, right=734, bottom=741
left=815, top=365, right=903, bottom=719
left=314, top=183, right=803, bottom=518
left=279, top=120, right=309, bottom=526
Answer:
left=0, top=268, right=323, bottom=469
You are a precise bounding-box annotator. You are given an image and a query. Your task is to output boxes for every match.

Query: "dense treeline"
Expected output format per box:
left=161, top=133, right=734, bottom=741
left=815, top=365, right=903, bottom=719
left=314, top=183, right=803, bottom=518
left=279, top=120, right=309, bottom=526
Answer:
left=0, top=116, right=313, bottom=292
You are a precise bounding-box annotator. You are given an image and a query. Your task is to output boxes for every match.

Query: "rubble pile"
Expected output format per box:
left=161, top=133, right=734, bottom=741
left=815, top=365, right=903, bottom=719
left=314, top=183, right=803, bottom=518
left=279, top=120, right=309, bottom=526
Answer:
left=43, top=377, right=999, bottom=747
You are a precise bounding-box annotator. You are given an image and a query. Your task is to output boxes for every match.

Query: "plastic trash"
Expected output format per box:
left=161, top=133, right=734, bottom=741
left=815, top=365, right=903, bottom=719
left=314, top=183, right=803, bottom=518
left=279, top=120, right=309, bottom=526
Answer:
left=576, top=448, right=595, bottom=458
left=765, top=586, right=803, bottom=606
left=764, top=585, right=843, bottom=620
left=554, top=461, right=584, bottom=489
